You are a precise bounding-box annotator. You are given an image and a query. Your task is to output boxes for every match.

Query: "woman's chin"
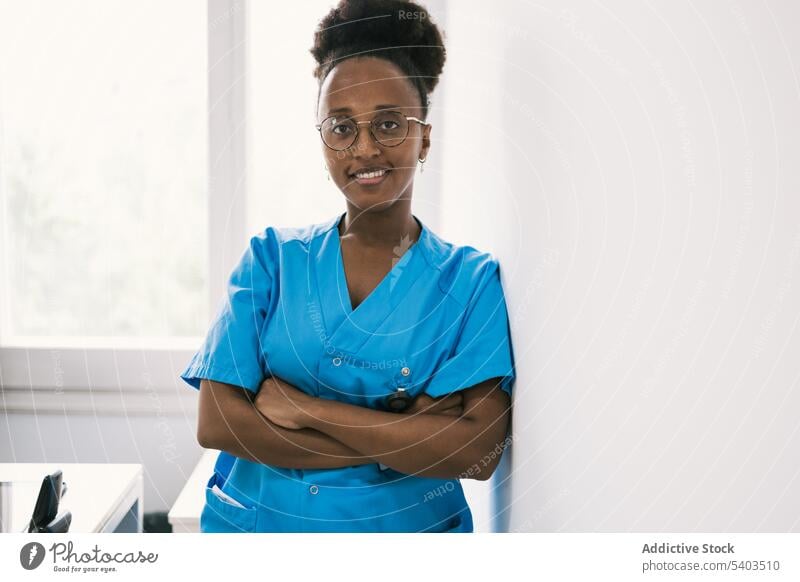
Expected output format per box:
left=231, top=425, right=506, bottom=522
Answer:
left=342, top=188, right=398, bottom=210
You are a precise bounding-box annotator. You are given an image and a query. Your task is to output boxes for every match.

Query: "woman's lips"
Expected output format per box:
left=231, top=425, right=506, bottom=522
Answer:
left=351, top=169, right=391, bottom=186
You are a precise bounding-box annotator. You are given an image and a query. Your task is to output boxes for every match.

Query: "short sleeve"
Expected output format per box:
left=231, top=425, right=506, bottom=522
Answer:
left=424, top=258, right=516, bottom=398
left=179, top=231, right=275, bottom=394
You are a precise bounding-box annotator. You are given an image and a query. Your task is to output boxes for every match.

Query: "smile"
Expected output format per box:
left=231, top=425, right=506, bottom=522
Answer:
left=351, top=168, right=391, bottom=185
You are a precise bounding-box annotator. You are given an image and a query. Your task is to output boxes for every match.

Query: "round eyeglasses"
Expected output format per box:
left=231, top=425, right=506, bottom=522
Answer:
left=316, top=110, right=428, bottom=151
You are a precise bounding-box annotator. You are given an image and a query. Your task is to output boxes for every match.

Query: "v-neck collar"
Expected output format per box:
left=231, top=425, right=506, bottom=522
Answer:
left=313, top=211, right=430, bottom=356
left=334, top=211, right=425, bottom=316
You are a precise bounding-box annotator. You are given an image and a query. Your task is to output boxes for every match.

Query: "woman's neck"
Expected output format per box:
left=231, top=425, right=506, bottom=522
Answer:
left=339, top=202, right=420, bottom=247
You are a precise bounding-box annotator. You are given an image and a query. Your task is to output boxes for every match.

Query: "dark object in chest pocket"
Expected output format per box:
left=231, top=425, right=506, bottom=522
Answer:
left=324, top=351, right=424, bottom=409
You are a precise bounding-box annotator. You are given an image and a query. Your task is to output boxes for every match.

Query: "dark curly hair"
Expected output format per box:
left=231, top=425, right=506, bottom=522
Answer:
left=310, top=0, right=446, bottom=120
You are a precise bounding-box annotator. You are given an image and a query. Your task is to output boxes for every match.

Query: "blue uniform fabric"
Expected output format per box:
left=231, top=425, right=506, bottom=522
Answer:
left=180, top=212, right=516, bottom=533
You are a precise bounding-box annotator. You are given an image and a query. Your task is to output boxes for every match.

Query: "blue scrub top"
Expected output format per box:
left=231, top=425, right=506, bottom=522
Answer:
left=180, top=212, right=516, bottom=533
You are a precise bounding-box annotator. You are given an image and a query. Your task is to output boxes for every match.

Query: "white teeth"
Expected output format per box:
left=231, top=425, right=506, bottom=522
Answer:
left=355, top=169, right=388, bottom=179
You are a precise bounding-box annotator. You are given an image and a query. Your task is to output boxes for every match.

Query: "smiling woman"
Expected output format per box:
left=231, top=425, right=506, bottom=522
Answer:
left=181, top=0, right=517, bottom=534
left=311, top=0, right=444, bottom=218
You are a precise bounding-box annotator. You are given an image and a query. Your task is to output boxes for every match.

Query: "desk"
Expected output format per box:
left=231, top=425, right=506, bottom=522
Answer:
left=168, top=449, right=217, bottom=533
left=0, top=463, right=143, bottom=533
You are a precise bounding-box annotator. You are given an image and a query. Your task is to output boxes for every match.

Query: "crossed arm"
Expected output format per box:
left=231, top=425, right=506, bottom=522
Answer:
left=197, top=375, right=511, bottom=480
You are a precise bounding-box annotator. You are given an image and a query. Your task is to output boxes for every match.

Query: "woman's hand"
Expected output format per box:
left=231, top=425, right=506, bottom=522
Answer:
left=403, top=392, right=464, bottom=417
left=254, top=376, right=316, bottom=430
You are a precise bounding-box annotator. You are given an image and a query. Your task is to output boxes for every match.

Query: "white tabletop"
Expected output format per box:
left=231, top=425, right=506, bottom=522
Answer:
left=0, top=463, right=142, bottom=533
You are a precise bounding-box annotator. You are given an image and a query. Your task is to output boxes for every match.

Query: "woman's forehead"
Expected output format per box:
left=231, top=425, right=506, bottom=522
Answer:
left=318, top=57, right=420, bottom=117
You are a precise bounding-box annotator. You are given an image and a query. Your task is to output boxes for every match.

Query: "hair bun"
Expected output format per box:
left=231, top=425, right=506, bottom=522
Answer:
left=311, top=0, right=446, bottom=110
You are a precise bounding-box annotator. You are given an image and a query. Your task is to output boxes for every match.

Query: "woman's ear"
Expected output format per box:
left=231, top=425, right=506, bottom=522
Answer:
left=420, top=123, right=432, bottom=161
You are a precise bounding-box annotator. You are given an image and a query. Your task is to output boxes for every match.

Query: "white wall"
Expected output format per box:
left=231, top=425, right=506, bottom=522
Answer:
left=438, top=0, right=800, bottom=531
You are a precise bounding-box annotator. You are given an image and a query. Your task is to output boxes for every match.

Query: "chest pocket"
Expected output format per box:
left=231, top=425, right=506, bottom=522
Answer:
left=260, top=299, right=431, bottom=407
left=316, top=348, right=420, bottom=409
left=332, top=317, right=453, bottom=410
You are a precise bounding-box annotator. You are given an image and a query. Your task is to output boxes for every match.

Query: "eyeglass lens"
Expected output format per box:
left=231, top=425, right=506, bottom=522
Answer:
left=320, top=111, right=409, bottom=150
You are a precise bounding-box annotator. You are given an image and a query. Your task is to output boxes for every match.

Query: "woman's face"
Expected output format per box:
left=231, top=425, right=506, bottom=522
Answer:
left=317, top=56, right=431, bottom=212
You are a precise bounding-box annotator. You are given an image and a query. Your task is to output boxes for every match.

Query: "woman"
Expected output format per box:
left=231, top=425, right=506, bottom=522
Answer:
left=180, top=0, right=516, bottom=533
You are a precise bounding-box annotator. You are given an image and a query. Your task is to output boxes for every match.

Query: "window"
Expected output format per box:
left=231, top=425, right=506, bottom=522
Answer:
left=0, top=0, right=207, bottom=345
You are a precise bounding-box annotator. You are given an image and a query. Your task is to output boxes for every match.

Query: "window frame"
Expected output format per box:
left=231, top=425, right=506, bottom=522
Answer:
left=0, top=0, right=247, bottom=413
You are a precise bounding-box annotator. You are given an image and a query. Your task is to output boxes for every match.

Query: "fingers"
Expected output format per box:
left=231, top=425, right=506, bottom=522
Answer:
left=436, top=393, right=464, bottom=416
left=430, top=392, right=463, bottom=411
left=437, top=404, right=464, bottom=417
left=405, top=393, right=464, bottom=417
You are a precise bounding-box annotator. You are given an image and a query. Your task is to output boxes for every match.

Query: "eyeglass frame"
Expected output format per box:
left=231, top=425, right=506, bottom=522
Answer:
left=315, top=110, right=429, bottom=151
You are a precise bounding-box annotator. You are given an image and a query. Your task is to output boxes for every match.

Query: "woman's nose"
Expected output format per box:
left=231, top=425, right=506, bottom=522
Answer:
left=351, top=123, right=382, bottom=158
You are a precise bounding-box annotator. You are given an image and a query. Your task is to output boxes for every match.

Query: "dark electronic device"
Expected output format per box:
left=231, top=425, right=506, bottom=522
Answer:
left=385, top=388, right=413, bottom=412
left=27, top=469, right=71, bottom=533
